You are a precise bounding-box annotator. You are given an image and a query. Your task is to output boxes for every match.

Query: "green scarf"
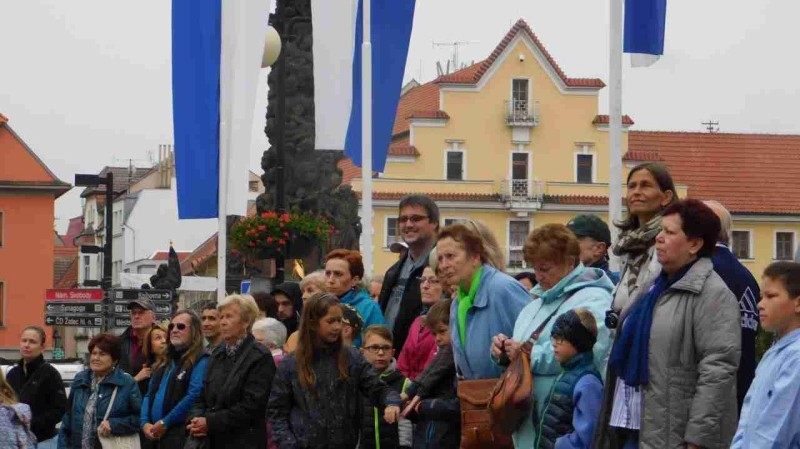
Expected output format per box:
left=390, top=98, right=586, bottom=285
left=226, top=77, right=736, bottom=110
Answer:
left=457, top=265, right=483, bottom=347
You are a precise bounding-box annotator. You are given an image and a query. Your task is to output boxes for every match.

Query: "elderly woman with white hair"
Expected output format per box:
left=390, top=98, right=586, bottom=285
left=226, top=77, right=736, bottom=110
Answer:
left=253, top=317, right=288, bottom=365
left=187, top=295, right=276, bottom=449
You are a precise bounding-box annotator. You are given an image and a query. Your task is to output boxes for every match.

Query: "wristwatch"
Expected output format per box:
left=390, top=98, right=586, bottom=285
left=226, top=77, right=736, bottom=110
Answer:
left=157, top=420, right=165, bottom=427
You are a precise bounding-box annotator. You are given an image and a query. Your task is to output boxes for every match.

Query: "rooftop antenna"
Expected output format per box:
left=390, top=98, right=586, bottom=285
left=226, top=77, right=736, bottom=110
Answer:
left=701, top=120, right=719, bottom=133
left=432, top=40, right=478, bottom=73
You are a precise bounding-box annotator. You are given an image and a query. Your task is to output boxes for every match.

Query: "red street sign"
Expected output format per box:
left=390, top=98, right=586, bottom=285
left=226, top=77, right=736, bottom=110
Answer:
left=45, top=289, right=104, bottom=301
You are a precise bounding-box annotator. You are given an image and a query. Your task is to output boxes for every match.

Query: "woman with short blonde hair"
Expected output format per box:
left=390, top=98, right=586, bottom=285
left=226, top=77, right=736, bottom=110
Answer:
left=218, top=294, right=260, bottom=331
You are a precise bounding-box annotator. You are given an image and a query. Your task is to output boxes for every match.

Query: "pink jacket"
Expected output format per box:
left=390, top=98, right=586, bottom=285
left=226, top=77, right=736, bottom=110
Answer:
left=397, top=315, right=437, bottom=380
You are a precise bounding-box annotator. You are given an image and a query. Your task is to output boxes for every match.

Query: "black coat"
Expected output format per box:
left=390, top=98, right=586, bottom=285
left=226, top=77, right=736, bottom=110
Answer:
left=189, top=334, right=276, bottom=449
left=268, top=345, right=403, bottom=449
left=378, top=255, right=428, bottom=353
left=360, top=368, right=409, bottom=449
left=6, top=355, right=67, bottom=442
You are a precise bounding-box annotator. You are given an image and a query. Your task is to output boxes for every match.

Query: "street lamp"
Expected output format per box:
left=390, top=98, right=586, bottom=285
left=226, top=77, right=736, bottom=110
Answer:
left=74, top=172, right=113, bottom=291
left=262, top=26, right=282, bottom=68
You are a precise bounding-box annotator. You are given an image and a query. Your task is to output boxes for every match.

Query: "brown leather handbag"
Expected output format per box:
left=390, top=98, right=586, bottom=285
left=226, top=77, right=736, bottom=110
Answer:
left=487, top=301, right=567, bottom=435
left=457, top=378, right=513, bottom=449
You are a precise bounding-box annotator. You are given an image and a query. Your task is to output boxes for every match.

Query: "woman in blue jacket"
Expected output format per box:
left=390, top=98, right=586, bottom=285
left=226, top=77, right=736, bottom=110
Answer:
left=59, top=333, right=142, bottom=449
left=436, top=223, right=530, bottom=380
left=491, top=224, right=613, bottom=449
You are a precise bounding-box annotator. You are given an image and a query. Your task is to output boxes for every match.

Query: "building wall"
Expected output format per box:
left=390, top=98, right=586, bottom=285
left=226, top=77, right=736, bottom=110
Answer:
left=0, top=193, right=54, bottom=352
left=119, top=181, right=216, bottom=279
left=733, top=219, right=800, bottom=279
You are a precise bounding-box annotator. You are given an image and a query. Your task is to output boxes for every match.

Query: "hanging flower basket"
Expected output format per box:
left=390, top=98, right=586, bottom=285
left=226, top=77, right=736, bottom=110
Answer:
left=230, top=211, right=333, bottom=260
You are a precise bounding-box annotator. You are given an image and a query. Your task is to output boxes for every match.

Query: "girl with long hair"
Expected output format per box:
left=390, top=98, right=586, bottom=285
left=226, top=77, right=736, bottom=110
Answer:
left=268, top=292, right=402, bottom=448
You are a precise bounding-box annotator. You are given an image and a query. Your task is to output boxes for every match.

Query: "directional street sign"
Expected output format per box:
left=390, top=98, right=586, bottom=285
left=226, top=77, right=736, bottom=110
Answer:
left=45, top=302, right=104, bottom=315
left=110, top=289, right=173, bottom=302
left=112, top=301, right=172, bottom=316
left=45, top=315, right=104, bottom=327
left=112, top=315, right=171, bottom=329
left=45, top=289, right=104, bottom=301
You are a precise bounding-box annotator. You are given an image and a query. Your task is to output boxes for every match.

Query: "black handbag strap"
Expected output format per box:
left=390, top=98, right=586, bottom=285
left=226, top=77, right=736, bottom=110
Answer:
left=523, top=297, right=569, bottom=347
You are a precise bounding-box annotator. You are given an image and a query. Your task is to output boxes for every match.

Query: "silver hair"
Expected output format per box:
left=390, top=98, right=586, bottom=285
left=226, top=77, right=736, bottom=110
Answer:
left=703, top=200, right=732, bottom=245
left=252, top=317, right=287, bottom=348
left=299, top=270, right=325, bottom=290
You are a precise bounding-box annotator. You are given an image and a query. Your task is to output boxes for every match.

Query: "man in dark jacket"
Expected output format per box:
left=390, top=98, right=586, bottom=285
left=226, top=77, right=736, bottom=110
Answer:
left=378, top=195, right=439, bottom=353
left=6, top=326, right=67, bottom=447
left=141, top=309, right=208, bottom=449
left=705, top=200, right=760, bottom=413
left=118, top=298, right=157, bottom=395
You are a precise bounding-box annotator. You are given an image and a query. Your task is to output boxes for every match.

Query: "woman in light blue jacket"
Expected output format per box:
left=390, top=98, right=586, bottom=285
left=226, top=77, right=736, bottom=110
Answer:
left=436, top=223, right=530, bottom=380
left=492, top=224, right=613, bottom=449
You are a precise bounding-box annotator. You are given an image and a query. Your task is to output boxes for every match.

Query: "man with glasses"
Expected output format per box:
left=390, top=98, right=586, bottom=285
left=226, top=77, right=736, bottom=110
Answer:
left=141, top=309, right=209, bottom=448
left=377, top=195, right=440, bottom=353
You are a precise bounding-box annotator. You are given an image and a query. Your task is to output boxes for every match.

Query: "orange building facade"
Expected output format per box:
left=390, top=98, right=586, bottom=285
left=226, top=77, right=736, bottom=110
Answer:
left=0, top=113, right=70, bottom=354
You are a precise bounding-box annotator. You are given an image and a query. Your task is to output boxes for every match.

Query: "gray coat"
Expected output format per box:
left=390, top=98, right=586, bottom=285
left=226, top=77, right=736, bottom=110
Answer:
left=593, top=258, right=741, bottom=449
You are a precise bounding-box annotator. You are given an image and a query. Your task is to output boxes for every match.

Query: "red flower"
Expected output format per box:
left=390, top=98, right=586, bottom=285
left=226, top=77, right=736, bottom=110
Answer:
left=267, top=237, right=274, bottom=244
left=280, top=213, right=290, bottom=222
left=283, top=232, right=289, bottom=238
left=279, top=239, right=286, bottom=245
left=257, top=225, right=266, bottom=231
left=248, top=241, right=255, bottom=247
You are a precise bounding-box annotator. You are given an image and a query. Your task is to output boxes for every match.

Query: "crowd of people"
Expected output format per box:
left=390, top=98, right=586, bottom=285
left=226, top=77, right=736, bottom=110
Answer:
left=1, top=163, right=799, bottom=448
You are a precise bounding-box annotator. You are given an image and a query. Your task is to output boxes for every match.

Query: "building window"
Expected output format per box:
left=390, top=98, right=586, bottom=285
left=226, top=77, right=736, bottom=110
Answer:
left=775, top=232, right=795, bottom=260
left=444, top=218, right=467, bottom=227
left=731, top=230, right=752, bottom=259
left=249, top=181, right=259, bottom=192
left=385, top=217, right=401, bottom=248
left=511, top=79, right=529, bottom=112
left=508, top=220, right=531, bottom=269
left=83, top=255, right=91, bottom=281
left=0, top=210, right=4, bottom=247
left=576, top=154, right=594, bottom=184
left=446, top=151, right=464, bottom=180
left=0, top=280, right=4, bottom=325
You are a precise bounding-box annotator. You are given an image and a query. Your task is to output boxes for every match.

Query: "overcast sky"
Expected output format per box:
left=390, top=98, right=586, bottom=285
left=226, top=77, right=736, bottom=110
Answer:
left=2, top=0, right=799, bottom=233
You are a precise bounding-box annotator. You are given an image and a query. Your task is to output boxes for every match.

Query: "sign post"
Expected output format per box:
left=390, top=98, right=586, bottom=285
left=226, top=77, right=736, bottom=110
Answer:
left=44, top=288, right=175, bottom=330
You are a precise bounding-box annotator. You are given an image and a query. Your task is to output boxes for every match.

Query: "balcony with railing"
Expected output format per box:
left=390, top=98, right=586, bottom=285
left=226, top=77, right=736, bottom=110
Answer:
left=499, top=179, right=544, bottom=211
left=505, top=100, right=540, bottom=127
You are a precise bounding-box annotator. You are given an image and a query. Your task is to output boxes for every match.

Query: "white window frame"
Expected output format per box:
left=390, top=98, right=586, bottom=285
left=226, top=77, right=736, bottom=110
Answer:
left=443, top=142, right=467, bottom=180
left=573, top=144, right=597, bottom=184
left=509, top=149, right=532, bottom=196
left=773, top=230, right=796, bottom=260
left=731, top=229, right=754, bottom=260
left=510, top=78, right=532, bottom=105
left=507, top=219, right=532, bottom=270
left=443, top=217, right=468, bottom=227
left=385, top=216, right=401, bottom=249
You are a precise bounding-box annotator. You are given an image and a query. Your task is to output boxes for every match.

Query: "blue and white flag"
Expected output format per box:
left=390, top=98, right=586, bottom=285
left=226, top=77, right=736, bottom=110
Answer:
left=624, top=0, right=667, bottom=67
left=311, top=0, right=416, bottom=173
left=172, top=0, right=271, bottom=219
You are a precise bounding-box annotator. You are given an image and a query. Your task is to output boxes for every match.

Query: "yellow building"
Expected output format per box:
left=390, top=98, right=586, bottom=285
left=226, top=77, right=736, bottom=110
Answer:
left=347, top=19, right=800, bottom=278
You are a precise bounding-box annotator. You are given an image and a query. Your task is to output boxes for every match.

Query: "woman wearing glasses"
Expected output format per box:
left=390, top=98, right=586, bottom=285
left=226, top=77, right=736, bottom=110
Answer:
left=397, top=249, right=453, bottom=381
left=140, top=310, right=207, bottom=449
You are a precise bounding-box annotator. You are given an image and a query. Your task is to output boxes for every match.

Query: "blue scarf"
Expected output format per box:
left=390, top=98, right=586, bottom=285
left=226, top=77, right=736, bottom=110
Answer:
left=609, top=260, right=695, bottom=387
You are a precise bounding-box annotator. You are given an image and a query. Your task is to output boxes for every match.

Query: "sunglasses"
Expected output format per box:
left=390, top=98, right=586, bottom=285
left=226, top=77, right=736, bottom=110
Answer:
left=168, top=323, right=188, bottom=332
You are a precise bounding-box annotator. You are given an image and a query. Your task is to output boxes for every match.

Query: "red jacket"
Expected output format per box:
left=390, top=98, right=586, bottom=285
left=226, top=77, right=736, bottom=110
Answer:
left=397, top=315, right=437, bottom=380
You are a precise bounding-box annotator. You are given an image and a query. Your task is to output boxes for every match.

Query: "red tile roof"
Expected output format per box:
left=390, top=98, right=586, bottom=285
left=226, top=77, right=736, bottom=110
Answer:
left=543, top=195, right=612, bottom=206
left=408, top=110, right=450, bottom=120
left=181, top=233, right=218, bottom=275
left=593, top=115, right=635, bottom=125
left=54, top=257, right=78, bottom=289
left=435, top=19, right=605, bottom=89
left=338, top=157, right=362, bottom=185
left=149, top=250, right=192, bottom=262
left=623, top=150, right=663, bottom=162
left=392, top=82, right=441, bottom=136
left=629, top=131, right=800, bottom=214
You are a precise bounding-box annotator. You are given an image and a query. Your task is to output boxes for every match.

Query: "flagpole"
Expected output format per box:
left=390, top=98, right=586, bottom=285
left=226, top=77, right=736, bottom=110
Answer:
left=217, top=113, right=229, bottom=301
left=361, top=0, right=374, bottom=279
left=609, top=0, right=623, bottom=272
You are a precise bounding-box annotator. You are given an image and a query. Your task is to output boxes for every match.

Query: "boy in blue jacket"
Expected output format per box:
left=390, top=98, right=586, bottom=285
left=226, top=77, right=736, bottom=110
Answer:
left=535, top=308, right=603, bottom=449
left=732, top=261, right=800, bottom=448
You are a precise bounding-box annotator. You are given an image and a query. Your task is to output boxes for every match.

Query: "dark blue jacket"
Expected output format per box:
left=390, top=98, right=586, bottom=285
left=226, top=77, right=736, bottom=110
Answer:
left=268, top=345, right=402, bottom=449
left=712, top=244, right=760, bottom=412
left=58, top=366, right=142, bottom=449
left=536, top=351, right=603, bottom=449
left=408, top=347, right=460, bottom=449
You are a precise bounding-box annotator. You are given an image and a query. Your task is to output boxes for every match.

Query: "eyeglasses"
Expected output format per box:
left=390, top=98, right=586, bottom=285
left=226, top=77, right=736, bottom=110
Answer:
left=398, top=214, right=428, bottom=224
left=416, top=276, right=441, bottom=285
left=363, top=344, right=393, bottom=354
left=168, top=323, right=187, bottom=332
